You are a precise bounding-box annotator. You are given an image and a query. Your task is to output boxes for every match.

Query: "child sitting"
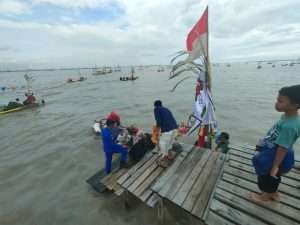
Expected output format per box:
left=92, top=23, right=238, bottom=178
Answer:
left=215, top=132, right=230, bottom=153
left=250, top=85, right=300, bottom=202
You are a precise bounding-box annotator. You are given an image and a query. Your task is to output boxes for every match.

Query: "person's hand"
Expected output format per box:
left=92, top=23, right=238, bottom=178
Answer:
left=270, top=166, right=279, bottom=178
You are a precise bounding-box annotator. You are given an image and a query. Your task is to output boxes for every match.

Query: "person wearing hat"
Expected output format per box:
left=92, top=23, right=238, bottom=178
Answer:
left=101, top=119, right=129, bottom=174
left=23, top=92, right=36, bottom=105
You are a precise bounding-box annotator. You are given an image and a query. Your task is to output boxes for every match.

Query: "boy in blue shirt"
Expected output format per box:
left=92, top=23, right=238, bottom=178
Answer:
left=250, top=85, right=300, bottom=202
left=101, top=119, right=128, bottom=174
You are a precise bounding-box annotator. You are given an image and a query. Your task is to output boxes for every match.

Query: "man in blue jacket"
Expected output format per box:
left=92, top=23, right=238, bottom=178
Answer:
left=101, top=119, right=128, bottom=174
left=154, top=100, right=178, bottom=167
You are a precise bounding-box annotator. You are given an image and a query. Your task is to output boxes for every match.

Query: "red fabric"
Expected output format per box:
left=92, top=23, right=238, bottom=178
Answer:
left=186, top=7, right=208, bottom=52
left=27, top=95, right=36, bottom=104
left=106, top=111, right=120, bottom=122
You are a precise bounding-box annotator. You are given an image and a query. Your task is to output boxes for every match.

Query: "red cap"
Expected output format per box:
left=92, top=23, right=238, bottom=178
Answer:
left=106, top=111, right=120, bottom=122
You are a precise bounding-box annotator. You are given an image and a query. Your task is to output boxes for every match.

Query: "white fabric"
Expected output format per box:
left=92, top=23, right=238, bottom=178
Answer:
left=159, top=129, right=177, bottom=157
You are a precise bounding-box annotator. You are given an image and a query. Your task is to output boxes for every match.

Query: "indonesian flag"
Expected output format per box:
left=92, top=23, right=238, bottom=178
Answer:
left=186, top=7, right=208, bottom=61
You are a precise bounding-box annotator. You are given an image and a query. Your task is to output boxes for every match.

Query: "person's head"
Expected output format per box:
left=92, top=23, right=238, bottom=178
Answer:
left=25, top=93, right=28, bottom=97
left=15, top=98, right=20, bottom=102
left=106, top=111, right=120, bottom=125
left=106, top=119, right=116, bottom=127
left=154, top=100, right=162, bottom=108
left=275, top=85, right=300, bottom=113
left=220, top=132, right=230, bottom=141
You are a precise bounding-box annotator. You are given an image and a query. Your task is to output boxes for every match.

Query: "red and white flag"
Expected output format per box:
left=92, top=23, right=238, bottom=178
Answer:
left=186, top=7, right=208, bottom=61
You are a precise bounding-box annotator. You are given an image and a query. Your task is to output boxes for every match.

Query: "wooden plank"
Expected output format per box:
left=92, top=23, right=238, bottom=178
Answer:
left=122, top=154, right=160, bottom=188
left=172, top=150, right=212, bottom=206
left=205, top=211, right=236, bottom=225
left=159, top=148, right=205, bottom=198
left=229, top=146, right=255, bottom=155
left=215, top=188, right=298, bottom=225
left=210, top=199, right=267, bottom=225
left=134, top=167, right=164, bottom=197
left=217, top=181, right=300, bottom=224
left=140, top=189, right=153, bottom=202
left=229, top=149, right=253, bottom=160
left=229, top=154, right=300, bottom=181
left=117, top=151, right=154, bottom=185
left=229, top=160, right=300, bottom=188
left=105, top=168, right=128, bottom=190
left=192, top=153, right=225, bottom=219
left=127, top=160, right=159, bottom=193
left=223, top=165, right=300, bottom=200
left=182, top=152, right=219, bottom=212
left=222, top=172, right=300, bottom=210
left=151, top=146, right=193, bottom=193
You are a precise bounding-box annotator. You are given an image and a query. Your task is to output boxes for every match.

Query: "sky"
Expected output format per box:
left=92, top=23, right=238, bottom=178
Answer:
left=0, top=0, right=300, bottom=69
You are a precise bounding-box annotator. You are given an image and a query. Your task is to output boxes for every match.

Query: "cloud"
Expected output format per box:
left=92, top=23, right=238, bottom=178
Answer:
left=0, top=0, right=300, bottom=68
left=31, top=0, right=116, bottom=9
left=0, top=0, right=31, bottom=15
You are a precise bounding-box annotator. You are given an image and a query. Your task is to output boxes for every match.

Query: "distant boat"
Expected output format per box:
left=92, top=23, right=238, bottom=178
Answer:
left=289, top=63, right=294, bottom=67
left=281, top=64, right=288, bottom=67
left=257, top=65, right=262, bottom=69
left=226, top=64, right=231, bottom=67
left=272, top=64, right=276, bottom=68
left=92, top=66, right=112, bottom=75
left=120, top=67, right=138, bottom=81
left=157, top=66, right=165, bottom=72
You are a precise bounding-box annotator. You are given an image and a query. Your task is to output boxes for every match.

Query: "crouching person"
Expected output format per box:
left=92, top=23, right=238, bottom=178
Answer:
left=101, top=119, right=129, bottom=174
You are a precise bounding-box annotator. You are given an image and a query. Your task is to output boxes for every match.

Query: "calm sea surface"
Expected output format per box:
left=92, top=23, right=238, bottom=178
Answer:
left=0, top=63, right=299, bottom=225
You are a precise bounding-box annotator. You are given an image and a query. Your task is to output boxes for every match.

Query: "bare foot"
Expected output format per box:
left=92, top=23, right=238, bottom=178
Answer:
left=270, top=192, right=280, bottom=201
left=249, top=192, right=272, bottom=203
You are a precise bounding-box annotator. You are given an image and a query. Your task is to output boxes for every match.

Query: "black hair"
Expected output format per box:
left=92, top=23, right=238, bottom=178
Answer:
left=15, top=98, right=20, bottom=101
left=106, top=119, right=116, bottom=127
left=279, top=85, right=300, bottom=108
left=154, top=100, right=162, bottom=107
left=220, top=132, right=230, bottom=140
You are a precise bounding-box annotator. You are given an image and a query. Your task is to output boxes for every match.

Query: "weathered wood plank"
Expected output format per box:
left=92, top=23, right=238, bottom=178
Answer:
left=222, top=172, right=300, bottom=209
left=122, top=154, right=159, bottom=188
left=217, top=180, right=300, bottom=224
left=127, top=160, right=159, bottom=193
left=134, top=167, right=164, bottom=197
left=223, top=165, right=300, bottom=200
left=159, top=148, right=205, bottom=198
left=215, top=188, right=298, bottom=225
left=117, top=151, right=154, bottom=185
left=151, top=146, right=193, bottom=193
left=182, top=152, right=219, bottom=212
left=172, top=150, right=211, bottom=206
left=229, top=153, right=300, bottom=181
left=229, top=160, right=300, bottom=188
left=229, top=146, right=255, bottom=155
left=210, top=199, right=267, bottom=225
left=105, top=168, right=128, bottom=190
left=205, top=211, right=236, bottom=225
left=192, top=153, right=225, bottom=219
left=140, top=189, right=153, bottom=202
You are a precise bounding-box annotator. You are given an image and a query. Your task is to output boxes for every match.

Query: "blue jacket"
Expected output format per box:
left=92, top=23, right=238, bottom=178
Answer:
left=101, top=127, right=126, bottom=152
left=154, top=106, right=178, bottom=133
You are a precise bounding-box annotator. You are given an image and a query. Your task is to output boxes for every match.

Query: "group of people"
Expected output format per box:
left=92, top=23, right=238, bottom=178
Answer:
left=100, top=84, right=300, bottom=204
left=3, top=92, right=37, bottom=111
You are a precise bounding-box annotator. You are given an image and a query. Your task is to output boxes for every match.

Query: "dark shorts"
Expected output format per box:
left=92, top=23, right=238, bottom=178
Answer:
left=257, top=174, right=281, bottom=193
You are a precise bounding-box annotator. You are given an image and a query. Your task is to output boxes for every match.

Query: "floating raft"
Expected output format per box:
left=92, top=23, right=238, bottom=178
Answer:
left=98, top=144, right=300, bottom=225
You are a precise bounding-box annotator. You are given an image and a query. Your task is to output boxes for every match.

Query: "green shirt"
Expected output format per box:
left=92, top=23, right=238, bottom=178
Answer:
left=264, top=115, right=300, bottom=149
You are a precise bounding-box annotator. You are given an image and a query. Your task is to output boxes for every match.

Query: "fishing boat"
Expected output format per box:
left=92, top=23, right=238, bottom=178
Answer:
left=66, top=77, right=87, bottom=83
left=0, top=101, right=45, bottom=116
left=120, top=67, right=138, bottom=81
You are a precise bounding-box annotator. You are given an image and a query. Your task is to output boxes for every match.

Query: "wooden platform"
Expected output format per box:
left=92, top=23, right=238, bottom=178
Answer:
left=206, top=145, right=300, bottom=225
left=116, top=144, right=191, bottom=207
left=99, top=143, right=300, bottom=225
left=152, top=146, right=225, bottom=221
